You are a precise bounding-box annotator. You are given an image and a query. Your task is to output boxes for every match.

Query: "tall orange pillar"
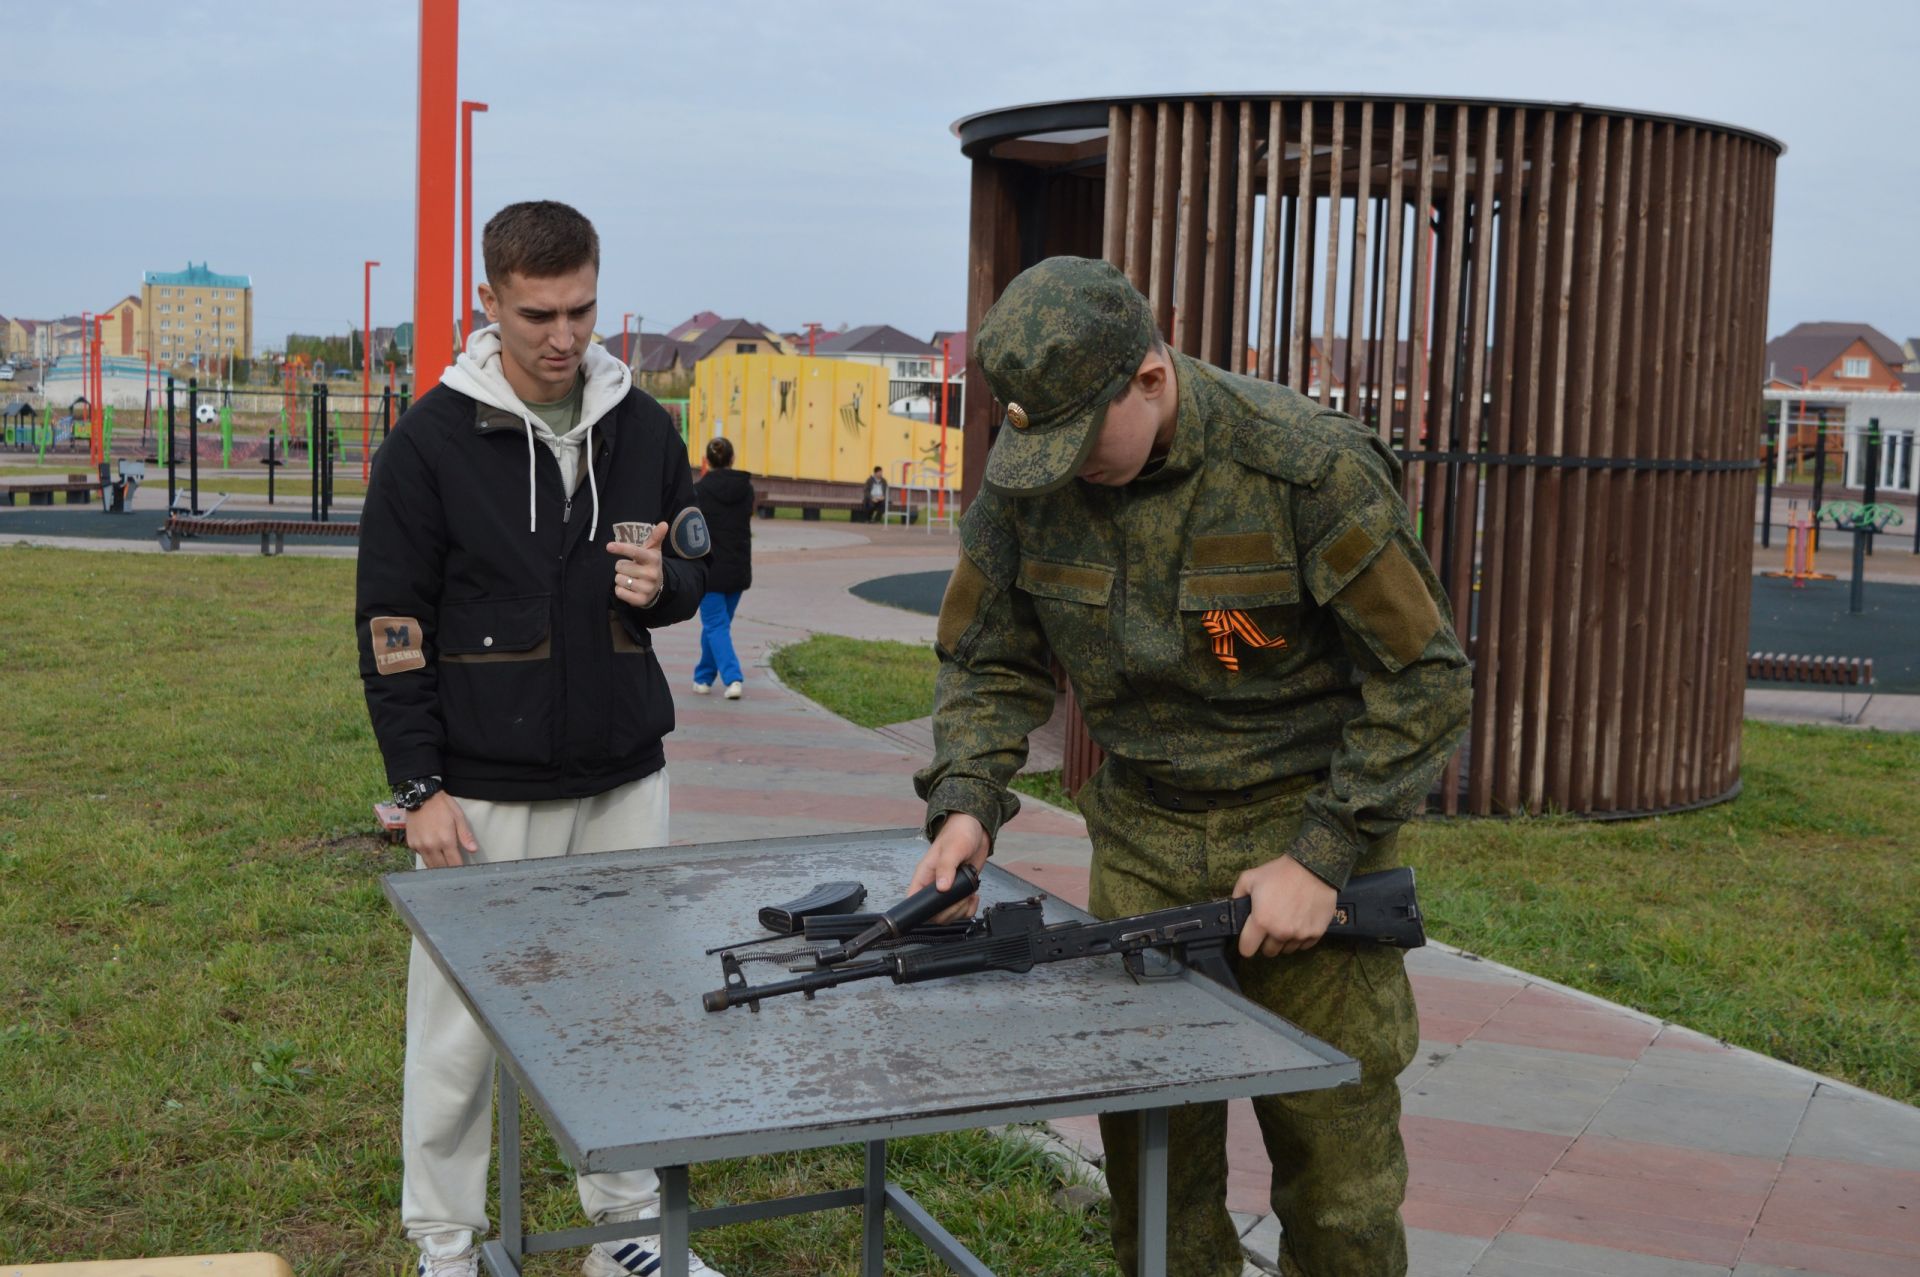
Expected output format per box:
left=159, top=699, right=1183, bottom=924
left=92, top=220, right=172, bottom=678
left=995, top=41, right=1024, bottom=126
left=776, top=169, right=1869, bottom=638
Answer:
left=412, top=0, right=458, bottom=395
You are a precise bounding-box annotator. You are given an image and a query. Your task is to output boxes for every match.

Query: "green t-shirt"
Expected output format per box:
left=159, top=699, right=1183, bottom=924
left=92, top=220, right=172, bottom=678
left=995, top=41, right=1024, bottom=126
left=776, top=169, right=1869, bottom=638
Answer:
left=524, top=373, right=584, bottom=435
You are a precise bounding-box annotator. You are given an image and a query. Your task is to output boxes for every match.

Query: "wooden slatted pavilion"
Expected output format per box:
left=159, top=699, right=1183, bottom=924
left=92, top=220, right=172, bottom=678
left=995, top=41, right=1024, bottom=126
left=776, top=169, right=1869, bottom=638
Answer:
left=953, top=94, right=1782, bottom=818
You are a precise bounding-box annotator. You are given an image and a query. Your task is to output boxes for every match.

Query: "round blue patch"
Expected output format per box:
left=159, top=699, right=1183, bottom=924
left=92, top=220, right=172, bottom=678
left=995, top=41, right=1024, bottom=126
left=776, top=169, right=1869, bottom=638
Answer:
left=670, top=506, right=711, bottom=558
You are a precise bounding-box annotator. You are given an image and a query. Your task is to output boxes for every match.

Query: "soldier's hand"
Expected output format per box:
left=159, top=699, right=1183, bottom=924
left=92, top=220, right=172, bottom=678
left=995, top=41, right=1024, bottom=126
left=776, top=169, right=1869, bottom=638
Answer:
left=908, top=813, right=990, bottom=923
left=1233, top=855, right=1338, bottom=958
left=608, top=522, right=671, bottom=608
left=406, top=791, right=478, bottom=870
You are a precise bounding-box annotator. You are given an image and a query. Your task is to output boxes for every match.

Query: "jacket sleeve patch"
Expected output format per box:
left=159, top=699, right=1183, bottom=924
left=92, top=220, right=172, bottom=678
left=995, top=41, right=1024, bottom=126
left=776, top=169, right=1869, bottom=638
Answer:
left=668, top=506, right=711, bottom=558
left=370, top=616, right=427, bottom=674
left=937, top=553, right=991, bottom=653
left=1336, top=540, right=1444, bottom=670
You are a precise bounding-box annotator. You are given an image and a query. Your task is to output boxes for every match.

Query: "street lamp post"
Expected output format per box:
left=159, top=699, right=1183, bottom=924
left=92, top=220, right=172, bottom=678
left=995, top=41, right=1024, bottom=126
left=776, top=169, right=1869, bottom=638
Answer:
left=622, top=312, right=633, bottom=366
left=364, top=259, right=380, bottom=481
left=461, top=100, right=489, bottom=346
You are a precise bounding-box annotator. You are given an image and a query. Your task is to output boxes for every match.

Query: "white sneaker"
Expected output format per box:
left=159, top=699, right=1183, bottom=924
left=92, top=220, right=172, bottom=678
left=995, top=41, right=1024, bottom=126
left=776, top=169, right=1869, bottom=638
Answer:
left=584, top=1238, right=726, bottom=1276
left=723, top=682, right=743, bottom=700
left=416, top=1249, right=479, bottom=1277
left=691, top=681, right=712, bottom=695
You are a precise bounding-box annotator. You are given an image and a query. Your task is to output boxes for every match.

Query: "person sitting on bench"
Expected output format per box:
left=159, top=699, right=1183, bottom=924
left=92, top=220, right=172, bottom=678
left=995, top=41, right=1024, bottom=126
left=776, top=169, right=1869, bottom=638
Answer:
left=857, top=465, right=887, bottom=523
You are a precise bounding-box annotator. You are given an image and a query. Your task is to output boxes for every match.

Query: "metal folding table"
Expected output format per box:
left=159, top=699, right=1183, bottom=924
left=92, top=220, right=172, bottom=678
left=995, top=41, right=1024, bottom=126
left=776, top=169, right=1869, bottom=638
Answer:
left=383, top=829, right=1356, bottom=1276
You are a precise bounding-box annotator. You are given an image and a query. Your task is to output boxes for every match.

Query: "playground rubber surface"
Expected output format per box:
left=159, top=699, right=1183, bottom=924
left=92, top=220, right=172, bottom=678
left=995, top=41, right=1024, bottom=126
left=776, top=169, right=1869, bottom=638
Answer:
left=852, top=568, right=1920, bottom=695
left=0, top=506, right=359, bottom=549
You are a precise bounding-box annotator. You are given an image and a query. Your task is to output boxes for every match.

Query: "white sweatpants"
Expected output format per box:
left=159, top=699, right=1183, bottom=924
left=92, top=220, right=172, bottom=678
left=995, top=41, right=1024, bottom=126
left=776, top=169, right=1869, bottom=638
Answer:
left=402, top=769, right=669, bottom=1255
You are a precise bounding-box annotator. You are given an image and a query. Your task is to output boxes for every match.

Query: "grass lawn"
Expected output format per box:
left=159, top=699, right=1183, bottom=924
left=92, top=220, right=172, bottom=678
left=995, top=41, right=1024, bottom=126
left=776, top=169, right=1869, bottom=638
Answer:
left=0, top=548, right=1108, bottom=1274
left=770, top=635, right=1920, bottom=1104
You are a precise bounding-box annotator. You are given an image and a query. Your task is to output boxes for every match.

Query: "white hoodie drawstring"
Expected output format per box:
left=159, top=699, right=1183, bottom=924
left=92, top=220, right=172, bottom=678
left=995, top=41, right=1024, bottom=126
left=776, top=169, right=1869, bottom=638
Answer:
left=523, top=415, right=538, bottom=533
left=584, top=419, right=600, bottom=542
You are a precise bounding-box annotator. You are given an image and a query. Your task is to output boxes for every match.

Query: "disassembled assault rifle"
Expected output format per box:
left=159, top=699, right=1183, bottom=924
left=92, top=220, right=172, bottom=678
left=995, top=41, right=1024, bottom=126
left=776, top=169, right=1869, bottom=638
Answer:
left=702, top=863, right=1426, bottom=1013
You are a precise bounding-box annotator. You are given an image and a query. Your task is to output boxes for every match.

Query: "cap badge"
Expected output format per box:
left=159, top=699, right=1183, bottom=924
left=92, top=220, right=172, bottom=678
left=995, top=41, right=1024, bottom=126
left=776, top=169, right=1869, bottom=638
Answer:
left=1006, top=402, right=1030, bottom=430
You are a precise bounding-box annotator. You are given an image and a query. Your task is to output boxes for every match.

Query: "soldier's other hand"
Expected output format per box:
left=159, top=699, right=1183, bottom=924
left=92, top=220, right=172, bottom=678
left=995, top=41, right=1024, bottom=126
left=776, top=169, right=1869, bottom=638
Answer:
left=909, top=813, right=990, bottom=923
left=407, top=791, right=478, bottom=870
left=608, top=522, right=671, bottom=608
left=1233, top=855, right=1337, bottom=958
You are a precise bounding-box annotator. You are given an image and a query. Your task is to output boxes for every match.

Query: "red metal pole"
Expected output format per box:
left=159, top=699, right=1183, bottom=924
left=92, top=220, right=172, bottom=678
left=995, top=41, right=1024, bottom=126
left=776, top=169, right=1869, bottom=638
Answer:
left=621, top=312, right=633, bottom=364
left=89, top=313, right=105, bottom=465
left=460, top=99, right=488, bottom=348
left=363, top=259, right=380, bottom=480
left=414, top=0, right=459, bottom=395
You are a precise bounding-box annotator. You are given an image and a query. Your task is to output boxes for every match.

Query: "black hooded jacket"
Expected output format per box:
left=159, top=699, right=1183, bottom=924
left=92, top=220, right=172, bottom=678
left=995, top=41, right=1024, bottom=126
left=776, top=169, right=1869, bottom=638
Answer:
left=355, top=379, right=707, bottom=801
left=693, top=466, right=755, bottom=595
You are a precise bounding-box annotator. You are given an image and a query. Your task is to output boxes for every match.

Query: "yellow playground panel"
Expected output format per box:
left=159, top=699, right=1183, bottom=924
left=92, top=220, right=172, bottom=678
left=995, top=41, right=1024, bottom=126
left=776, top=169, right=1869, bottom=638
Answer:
left=690, top=353, right=962, bottom=491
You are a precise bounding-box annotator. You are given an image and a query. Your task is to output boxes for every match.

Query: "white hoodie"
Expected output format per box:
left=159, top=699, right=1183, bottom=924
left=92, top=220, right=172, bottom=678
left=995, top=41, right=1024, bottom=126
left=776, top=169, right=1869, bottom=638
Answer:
left=438, top=325, right=634, bottom=539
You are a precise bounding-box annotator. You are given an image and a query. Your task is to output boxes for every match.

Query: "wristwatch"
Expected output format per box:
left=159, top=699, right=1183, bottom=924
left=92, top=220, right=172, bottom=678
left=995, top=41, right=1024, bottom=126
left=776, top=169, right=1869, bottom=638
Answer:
left=392, top=775, right=444, bottom=811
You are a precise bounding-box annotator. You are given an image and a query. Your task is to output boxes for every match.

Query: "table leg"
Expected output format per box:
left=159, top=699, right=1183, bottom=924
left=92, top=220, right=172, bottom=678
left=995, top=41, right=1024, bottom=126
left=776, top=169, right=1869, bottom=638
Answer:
left=862, top=1139, right=887, bottom=1275
left=661, top=1164, right=691, bottom=1277
left=1137, top=1107, right=1170, bottom=1277
left=498, top=1064, right=524, bottom=1265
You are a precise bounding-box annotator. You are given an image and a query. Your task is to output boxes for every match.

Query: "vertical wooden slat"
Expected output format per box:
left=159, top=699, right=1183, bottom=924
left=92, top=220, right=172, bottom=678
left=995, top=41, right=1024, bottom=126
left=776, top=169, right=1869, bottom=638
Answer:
left=1200, top=101, right=1238, bottom=368
left=1364, top=194, right=1388, bottom=429
left=1624, top=123, right=1677, bottom=811
left=1288, top=101, right=1316, bottom=391
left=1518, top=111, right=1581, bottom=811
left=1551, top=113, right=1609, bottom=809
left=1376, top=104, right=1408, bottom=445
left=1497, top=109, right=1555, bottom=811
left=1172, top=102, right=1206, bottom=355
left=1230, top=102, right=1257, bottom=375
left=1124, top=105, right=1156, bottom=288
left=1345, top=103, right=1375, bottom=412
left=1148, top=103, right=1178, bottom=337
left=1441, top=105, right=1498, bottom=813
left=1705, top=141, right=1754, bottom=796
left=1102, top=105, right=1130, bottom=265
left=1405, top=103, right=1438, bottom=470
left=1256, top=102, right=1285, bottom=381
left=1640, top=127, right=1698, bottom=809
left=1318, top=102, right=1345, bottom=408
left=1671, top=131, right=1719, bottom=800
left=1582, top=116, right=1635, bottom=811
left=1690, top=134, right=1739, bottom=797
left=1424, top=105, right=1471, bottom=571
left=1468, top=106, right=1524, bottom=814
left=960, top=156, right=1022, bottom=507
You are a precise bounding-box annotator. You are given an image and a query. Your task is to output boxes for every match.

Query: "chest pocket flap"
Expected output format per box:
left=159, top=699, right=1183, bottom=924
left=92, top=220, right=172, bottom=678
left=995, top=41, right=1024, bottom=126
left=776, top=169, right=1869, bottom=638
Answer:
left=439, top=594, right=551, bottom=661
left=1177, top=565, right=1299, bottom=612
left=1017, top=557, right=1114, bottom=607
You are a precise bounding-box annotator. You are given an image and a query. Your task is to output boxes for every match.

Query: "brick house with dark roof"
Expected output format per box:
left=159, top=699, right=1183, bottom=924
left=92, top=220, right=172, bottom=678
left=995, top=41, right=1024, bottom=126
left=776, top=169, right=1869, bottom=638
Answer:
left=1763, top=322, right=1904, bottom=393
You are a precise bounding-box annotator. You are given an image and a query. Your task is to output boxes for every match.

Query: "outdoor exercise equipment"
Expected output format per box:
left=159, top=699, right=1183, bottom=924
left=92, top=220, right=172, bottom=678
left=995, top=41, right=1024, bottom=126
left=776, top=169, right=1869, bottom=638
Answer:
left=1818, top=501, right=1905, bottom=614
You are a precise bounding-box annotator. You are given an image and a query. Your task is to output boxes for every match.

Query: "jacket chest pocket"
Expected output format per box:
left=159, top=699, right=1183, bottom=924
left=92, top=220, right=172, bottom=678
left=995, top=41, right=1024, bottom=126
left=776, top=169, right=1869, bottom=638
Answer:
left=438, top=594, right=555, bottom=765
left=1178, top=565, right=1301, bottom=680
left=1016, top=556, right=1116, bottom=684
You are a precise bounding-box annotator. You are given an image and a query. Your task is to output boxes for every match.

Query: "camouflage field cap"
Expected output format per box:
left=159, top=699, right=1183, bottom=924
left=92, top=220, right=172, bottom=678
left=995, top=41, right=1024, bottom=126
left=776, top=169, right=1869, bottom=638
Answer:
left=977, top=256, right=1157, bottom=496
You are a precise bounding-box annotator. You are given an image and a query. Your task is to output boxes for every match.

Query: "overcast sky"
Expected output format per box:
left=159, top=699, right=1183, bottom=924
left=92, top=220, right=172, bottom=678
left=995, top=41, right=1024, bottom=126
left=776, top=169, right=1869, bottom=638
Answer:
left=6, top=1, right=1915, bottom=350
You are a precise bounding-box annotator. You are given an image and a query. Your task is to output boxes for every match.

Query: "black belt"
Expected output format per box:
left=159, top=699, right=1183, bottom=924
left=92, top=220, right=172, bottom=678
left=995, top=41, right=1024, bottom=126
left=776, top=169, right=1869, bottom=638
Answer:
left=1138, top=769, right=1326, bottom=812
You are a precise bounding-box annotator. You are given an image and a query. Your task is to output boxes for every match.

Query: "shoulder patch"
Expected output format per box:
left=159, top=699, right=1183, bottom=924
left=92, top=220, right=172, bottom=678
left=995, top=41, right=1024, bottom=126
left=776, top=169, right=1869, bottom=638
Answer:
left=371, top=616, right=427, bottom=674
left=668, top=506, right=711, bottom=558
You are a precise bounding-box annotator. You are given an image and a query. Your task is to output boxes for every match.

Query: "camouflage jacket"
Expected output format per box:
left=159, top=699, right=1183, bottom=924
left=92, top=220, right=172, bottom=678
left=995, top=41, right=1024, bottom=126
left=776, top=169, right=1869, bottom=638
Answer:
left=914, top=353, right=1473, bottom=889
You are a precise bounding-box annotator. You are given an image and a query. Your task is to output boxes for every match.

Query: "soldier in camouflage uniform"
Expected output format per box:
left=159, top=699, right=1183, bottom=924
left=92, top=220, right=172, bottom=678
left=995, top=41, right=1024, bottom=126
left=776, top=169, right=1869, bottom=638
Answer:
left=908, top=257, right=1472, bottom=1276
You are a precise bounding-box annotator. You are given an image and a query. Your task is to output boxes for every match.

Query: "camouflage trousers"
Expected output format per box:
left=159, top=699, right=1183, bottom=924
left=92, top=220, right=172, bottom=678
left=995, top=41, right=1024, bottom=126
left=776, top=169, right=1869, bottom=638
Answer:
left=1080, top=762, right=1419, bottom=1277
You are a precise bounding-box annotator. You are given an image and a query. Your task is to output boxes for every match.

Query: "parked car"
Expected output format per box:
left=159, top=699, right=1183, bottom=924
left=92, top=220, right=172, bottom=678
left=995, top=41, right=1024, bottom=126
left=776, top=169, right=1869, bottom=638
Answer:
left=0, top=365, right=16, bottom=381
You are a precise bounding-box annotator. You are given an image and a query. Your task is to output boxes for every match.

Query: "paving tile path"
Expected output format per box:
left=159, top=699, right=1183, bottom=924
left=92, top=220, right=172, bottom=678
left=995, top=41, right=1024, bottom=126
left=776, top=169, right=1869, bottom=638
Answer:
left=651, top=520, right=1920, bottom=1277
left=20, top=493, right=1918, bottom=1273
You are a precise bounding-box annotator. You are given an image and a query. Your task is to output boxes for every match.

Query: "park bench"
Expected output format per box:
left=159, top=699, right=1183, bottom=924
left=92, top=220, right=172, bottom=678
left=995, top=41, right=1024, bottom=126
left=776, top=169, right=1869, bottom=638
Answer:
left=1, top=472, right=95, bottom=505
left=1745, top=652, right=1874, bottom=687
left=157, top=513, right=360, bottom=556
left=753, top=475, right=865, bottom=519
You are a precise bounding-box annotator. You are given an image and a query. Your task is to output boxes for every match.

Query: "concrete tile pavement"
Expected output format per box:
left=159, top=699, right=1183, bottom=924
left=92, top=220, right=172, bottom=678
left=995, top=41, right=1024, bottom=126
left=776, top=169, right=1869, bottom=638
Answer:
left=19, top=502, right=1918, bottom=1271
left=649, top=520, right=1920, bottom=1276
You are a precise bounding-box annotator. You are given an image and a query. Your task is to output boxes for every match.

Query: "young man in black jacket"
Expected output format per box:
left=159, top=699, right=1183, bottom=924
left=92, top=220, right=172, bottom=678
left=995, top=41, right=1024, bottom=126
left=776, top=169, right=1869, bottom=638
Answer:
left=355, top=200, right=723, bottom=1277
